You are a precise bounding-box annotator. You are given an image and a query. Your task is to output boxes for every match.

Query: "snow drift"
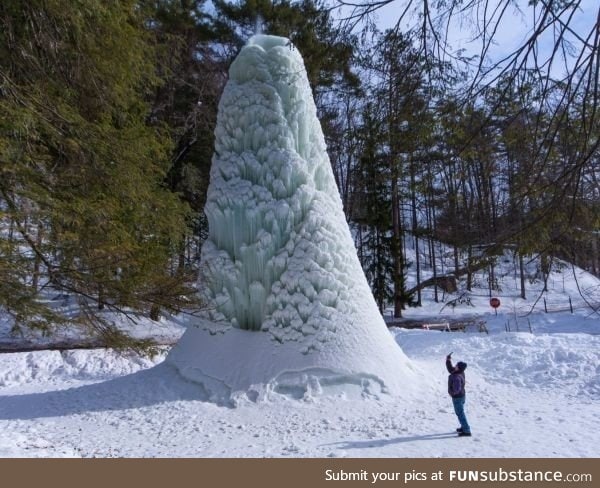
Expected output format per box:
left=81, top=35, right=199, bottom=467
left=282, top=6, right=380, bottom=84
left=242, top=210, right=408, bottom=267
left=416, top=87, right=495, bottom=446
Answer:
left=167, top=35, right=418, bottom=403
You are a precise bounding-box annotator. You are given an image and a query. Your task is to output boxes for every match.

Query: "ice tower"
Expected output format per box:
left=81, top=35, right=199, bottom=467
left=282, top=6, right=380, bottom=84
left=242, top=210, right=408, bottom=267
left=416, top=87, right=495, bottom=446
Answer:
left=167, top=35, right=417, bottom=403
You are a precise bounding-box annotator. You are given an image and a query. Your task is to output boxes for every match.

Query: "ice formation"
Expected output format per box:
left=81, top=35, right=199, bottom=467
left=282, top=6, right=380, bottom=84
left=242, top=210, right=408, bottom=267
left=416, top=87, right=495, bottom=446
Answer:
left=167, top=35, right=417, bottom=403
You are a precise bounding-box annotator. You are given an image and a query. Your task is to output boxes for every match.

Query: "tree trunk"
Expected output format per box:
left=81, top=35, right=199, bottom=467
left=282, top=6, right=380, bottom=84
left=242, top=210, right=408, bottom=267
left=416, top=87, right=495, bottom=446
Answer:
left=98, top=285, right=105, bottom=310
left=426, top=186, right=438, bottom=302
left=541, top=254, right=551, bottom=292
left=392, top=175, right=404, bottom=318
left=177, top=233, right=186, bottom=273
left=466, top=245, right=473, bottom=291
left=454, top=246, right=460, bottom=276
left=32, top=223, right=44, bottom=292
left=150, top=304, right=161, bottom=321
left=410, top=163, right=421, bottom=305
left=8, top=217, right=15, bottom=260
left=592, top=236, right=599, bottom=277
left=431, top=238, right=438, bottom=302
left=357, top=225, right=364, bottom=265
left=519, top=252, right=526, bottom=299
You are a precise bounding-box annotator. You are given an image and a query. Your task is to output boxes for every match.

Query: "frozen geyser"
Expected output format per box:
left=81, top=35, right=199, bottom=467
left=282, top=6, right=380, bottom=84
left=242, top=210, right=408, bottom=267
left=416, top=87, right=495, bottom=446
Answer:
left=167, top=35, right=417, bottom=403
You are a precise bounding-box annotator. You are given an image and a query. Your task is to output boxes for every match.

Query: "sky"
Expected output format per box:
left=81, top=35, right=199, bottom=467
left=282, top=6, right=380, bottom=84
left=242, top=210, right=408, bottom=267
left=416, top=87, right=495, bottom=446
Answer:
left=334, top=0, right=598, bottom=79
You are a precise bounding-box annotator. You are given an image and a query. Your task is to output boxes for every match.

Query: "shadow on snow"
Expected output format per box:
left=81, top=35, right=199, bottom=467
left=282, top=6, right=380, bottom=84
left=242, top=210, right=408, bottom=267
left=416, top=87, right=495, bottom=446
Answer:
left=325, top=432, right=458, bottom=450
left=0, top=363, right=214, bottom=420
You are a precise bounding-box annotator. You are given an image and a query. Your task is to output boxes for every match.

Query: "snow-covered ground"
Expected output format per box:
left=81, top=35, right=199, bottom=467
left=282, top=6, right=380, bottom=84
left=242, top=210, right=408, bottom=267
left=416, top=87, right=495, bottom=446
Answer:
left=1, top=304, right=598, bottom=458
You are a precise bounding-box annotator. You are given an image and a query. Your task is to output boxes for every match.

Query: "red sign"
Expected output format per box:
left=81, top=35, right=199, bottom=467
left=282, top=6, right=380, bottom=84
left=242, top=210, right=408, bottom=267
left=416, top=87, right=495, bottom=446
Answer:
left=490, top=297, right=501, bottom=309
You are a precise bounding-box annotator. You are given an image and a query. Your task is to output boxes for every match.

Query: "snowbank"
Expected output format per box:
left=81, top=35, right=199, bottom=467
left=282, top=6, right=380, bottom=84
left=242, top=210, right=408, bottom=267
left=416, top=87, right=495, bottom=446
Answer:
left=393, top=328, right=600, bottom=400
left=0, top=349, right=166, bottom=388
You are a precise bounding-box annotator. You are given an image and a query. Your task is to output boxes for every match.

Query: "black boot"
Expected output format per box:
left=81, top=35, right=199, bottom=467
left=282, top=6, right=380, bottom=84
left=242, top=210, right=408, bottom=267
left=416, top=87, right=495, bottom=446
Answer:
left=458, top=431, right=472, bottom=437
left=456, top=427, right=463, bottom=433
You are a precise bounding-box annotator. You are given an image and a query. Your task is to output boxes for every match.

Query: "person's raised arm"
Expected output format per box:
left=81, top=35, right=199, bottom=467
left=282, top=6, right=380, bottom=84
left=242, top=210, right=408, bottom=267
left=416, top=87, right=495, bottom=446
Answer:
left=446, top=353, right=454, bottom=373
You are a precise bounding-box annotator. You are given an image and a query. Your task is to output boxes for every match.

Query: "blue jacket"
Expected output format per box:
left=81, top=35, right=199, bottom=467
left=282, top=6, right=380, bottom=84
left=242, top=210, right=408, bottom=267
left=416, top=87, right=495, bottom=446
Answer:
left=446, top=359, right=466, bottom=398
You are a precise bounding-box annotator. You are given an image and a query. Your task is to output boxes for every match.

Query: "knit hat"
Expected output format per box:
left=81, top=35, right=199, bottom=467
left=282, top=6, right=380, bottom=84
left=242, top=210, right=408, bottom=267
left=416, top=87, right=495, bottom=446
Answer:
left=457, top=361, right=467, bottom=371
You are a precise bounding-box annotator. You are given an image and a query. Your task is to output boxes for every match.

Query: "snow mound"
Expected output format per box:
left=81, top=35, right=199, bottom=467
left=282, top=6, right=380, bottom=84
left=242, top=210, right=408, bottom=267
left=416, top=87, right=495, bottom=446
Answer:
left=167, top=34, right=417, bottom=403
left=393, top=328, right=600, bottom=400
left=472, top=333, right=600, bottom=398
left=168, top=324, right=419, bottom=405
left=0, top=349, right=166, bottom=387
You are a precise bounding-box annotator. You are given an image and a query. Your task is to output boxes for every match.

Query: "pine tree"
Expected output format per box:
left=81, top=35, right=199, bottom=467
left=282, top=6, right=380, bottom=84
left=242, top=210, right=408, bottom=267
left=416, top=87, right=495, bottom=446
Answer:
left=146, top=0, right=222, bottom=265
left=0, top=0, right=194, bottom=347
left=353, top=104, right=394, bottom=312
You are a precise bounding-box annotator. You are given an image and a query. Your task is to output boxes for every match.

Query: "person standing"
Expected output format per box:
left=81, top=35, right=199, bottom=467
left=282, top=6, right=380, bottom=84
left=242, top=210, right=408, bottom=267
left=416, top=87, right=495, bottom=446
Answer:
left=446, top=353, right=471, bottom=437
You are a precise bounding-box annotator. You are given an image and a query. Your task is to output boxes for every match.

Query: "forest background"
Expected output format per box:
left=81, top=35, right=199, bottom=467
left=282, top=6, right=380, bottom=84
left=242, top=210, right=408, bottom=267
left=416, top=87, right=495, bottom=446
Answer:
left=1, top=0, right=598, bottom=348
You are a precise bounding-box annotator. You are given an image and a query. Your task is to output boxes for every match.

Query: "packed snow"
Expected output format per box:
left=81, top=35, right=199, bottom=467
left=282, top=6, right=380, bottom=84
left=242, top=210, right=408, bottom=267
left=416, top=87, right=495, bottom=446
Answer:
left=169, top=34, right=412, bottom=402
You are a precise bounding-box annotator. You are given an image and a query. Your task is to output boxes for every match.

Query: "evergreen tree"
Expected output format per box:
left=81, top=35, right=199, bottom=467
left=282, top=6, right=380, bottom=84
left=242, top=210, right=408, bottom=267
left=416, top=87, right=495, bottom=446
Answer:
left=145, top=0, right=223, bottom=264
left=353, top=104, right=394, bottom=312
left=0, top=0, right=194, bottom=347
left=364, top=30, right=432, bottom=316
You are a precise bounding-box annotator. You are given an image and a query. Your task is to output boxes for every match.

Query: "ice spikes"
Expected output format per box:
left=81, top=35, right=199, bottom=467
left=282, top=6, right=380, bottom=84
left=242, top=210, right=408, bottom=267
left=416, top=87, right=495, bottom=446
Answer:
left=167, top=35, right=419, bottom=403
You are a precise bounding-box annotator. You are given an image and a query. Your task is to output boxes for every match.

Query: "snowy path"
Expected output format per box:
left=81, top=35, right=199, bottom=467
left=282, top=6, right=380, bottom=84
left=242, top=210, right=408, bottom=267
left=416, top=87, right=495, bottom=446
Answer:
left=1, top=327, right=598, bottom=458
